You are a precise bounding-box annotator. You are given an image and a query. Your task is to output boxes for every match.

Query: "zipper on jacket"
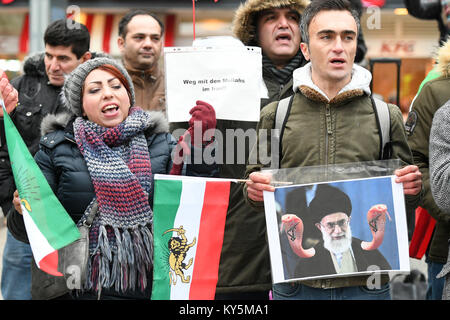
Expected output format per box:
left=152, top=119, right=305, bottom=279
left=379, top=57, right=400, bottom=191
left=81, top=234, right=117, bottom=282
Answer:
left=325, top=103, right=332, bottom=164
left=65, top=136, right=76, bottom=144
left=279, top=84, right=284, bottom=98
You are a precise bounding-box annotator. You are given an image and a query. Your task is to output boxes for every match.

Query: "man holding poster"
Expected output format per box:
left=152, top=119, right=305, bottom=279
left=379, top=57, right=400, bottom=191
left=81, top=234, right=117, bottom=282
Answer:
left=169, top=0, right=309, bottom=300
left=245, top=0, right=422, bottom=300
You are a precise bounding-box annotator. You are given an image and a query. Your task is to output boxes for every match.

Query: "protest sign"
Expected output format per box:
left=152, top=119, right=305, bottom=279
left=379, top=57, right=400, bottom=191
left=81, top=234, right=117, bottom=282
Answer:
left=263, top=176, right=410, bottom=283
left=164, top=46, right=262, bottom=122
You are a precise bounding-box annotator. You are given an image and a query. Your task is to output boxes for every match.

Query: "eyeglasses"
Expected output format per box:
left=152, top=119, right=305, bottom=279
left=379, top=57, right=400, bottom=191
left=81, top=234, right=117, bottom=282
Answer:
left=320, top=218, right=349, bottom=231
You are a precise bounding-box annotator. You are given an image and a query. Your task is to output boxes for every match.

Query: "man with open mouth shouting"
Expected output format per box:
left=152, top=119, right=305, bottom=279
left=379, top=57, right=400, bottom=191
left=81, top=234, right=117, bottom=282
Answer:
left=245, top=0, right=422, bottom=300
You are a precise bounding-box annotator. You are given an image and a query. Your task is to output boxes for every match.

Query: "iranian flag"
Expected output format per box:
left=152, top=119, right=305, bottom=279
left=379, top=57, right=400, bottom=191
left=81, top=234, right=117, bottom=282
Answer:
left=2, top=103, right=80, bottom=276
left=151, top=175, right=231, bottom=300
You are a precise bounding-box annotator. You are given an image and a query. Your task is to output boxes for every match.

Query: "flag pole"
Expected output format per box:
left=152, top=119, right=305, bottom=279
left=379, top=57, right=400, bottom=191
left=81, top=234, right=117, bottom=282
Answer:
left=234, top=179, right=293, bottom=185
left=192, top=0, right=196, bottom=40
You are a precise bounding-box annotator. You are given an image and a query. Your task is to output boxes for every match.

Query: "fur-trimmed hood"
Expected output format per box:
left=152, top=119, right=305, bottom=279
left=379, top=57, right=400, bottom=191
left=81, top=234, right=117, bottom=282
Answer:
left=232, top=0, right=310, bottom=46
left=293, top=62, right=372, bottom=104
left=437, top=37, right=450, bottom=78
left=40, top=110, right=169, bottom=137
left=22, top=52, right=47, bottom=78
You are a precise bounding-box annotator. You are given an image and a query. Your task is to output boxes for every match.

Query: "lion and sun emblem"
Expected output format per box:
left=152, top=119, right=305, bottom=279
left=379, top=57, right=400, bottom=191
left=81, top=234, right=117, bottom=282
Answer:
left=162, top=226, right=196, bottom=285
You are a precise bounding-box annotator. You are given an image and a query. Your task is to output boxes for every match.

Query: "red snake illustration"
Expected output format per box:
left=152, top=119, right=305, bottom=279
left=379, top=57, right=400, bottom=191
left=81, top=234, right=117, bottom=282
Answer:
left=280, top=214, right=315, bottom=258
left=361, top=204, right=392, bottom=251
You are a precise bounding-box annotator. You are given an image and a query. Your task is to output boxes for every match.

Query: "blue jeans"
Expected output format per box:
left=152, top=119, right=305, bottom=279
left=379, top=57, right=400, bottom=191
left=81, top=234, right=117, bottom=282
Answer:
left=1, top=230, right=32, bottom=300
left=273, top=282, right=391, bottom=300
left=426, top=260, right=445, bottom=300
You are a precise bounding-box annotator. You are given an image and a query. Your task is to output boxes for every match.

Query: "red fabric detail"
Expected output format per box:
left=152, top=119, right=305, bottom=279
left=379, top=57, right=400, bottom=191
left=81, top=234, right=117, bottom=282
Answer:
left=164, top=14, right=176, bottom=47
left=189, top=180, right=230, bottom=299
left=361, top=0, right=385, bottom=7
left=19, top=13, right=29, bottom=54
left=409, top=206, right=436, bottom=259
left=85, top=14, right=94, bottom=32
left=103, top=14, right=114, bottom=53
left=39, top=250, right=63, bottom=277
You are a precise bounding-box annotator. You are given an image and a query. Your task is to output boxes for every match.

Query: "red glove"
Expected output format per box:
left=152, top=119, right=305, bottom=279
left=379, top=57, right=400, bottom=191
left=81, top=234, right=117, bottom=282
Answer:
left=170, top=101, right=216, bottom=175
left=0, top=70, right=18, bottom=117
left=170, top=135, right=190, bottom=175
left=186, top=100, right=216, bottom=147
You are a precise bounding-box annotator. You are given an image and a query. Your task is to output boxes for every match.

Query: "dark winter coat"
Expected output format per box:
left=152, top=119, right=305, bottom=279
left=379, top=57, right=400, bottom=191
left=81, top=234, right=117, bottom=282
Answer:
left=407, top=39, right=450, bottom=264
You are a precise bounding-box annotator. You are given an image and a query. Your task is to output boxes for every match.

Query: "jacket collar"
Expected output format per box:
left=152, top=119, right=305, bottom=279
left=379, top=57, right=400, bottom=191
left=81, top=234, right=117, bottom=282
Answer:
left=293, top=62, right=372, bottom=104
left=22, top=52, right=47, bottom=78
left=122, top=59, right=161, bottom=82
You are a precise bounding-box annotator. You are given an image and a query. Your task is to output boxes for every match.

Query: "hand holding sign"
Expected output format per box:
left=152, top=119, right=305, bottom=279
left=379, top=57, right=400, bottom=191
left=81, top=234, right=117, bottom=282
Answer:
left=188, top=100, right=216, bottom=147
left=170, top=101, right=217, bottom=175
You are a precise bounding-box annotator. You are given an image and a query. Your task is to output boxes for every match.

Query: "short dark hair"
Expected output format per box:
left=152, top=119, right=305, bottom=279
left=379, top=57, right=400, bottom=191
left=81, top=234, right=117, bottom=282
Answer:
left=253, top=8, right=301, bottom=46
left=118, top=9, right=165, bottom=38
left=44, top=19, right=90, bottom=59
left=300, top=0, right=361, bottom=45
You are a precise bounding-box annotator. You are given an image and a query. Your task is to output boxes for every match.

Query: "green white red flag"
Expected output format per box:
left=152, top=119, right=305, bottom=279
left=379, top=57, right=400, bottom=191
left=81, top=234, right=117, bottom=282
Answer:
left=1, top=103, right=80, bottom=276
left=151, top=175, right=231, bottom=300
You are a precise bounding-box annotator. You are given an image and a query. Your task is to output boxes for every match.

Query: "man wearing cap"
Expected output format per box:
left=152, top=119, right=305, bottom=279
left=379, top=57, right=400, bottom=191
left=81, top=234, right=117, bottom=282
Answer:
left=292, top=185, right=391, bottom=279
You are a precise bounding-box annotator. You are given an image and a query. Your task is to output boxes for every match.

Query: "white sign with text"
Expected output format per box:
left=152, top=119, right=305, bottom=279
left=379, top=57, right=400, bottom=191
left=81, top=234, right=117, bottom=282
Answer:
left=164, top=46, right=262, bottom=122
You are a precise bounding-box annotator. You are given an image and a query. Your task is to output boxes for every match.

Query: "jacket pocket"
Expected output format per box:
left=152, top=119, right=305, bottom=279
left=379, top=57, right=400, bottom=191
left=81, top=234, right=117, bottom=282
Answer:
left=272, top=282, right=300, bottom=298
left=13, top=103, right=43, bottom=142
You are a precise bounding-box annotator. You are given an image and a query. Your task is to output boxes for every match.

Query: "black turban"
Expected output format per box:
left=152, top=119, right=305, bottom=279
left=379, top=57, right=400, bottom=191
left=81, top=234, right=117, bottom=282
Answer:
left=309, top=185, right=352, bottom=223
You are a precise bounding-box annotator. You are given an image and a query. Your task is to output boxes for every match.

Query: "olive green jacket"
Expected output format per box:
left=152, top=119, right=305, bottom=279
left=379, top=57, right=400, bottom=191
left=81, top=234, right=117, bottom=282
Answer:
left=406, top=40, right=450, bottom=263
left=245, top=63, right=420, bottom=288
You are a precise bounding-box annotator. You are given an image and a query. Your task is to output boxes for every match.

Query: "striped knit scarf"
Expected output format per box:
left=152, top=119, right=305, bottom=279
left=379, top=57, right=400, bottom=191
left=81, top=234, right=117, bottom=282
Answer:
left=262, top=49, right=304, bottom=85
left=73, top=107, right=154, bottom=296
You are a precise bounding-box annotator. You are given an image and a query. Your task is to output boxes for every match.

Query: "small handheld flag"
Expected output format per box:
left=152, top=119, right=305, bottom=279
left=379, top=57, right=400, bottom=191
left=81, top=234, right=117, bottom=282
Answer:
left=1, top=99, right=80, bottom=276
left=151, top=175, right=230, bottom=300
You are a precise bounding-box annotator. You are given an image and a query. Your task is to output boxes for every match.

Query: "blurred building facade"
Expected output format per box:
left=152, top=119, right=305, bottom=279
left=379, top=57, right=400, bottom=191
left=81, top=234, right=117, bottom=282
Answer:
left=0, top=0, right=442, bottom=115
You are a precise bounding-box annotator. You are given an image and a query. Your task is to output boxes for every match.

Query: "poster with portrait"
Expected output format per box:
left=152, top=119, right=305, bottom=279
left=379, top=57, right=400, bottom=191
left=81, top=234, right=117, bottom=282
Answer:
left=263, top=176, right=410, bottom=283
left=164, top=46, right=262, bottom=122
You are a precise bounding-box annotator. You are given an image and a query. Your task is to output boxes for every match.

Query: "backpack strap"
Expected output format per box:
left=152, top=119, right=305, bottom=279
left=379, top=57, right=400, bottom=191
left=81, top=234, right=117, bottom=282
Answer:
left=272, top=95, right=294, bottom=169
left=371, top=96, right=392, bottom=160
